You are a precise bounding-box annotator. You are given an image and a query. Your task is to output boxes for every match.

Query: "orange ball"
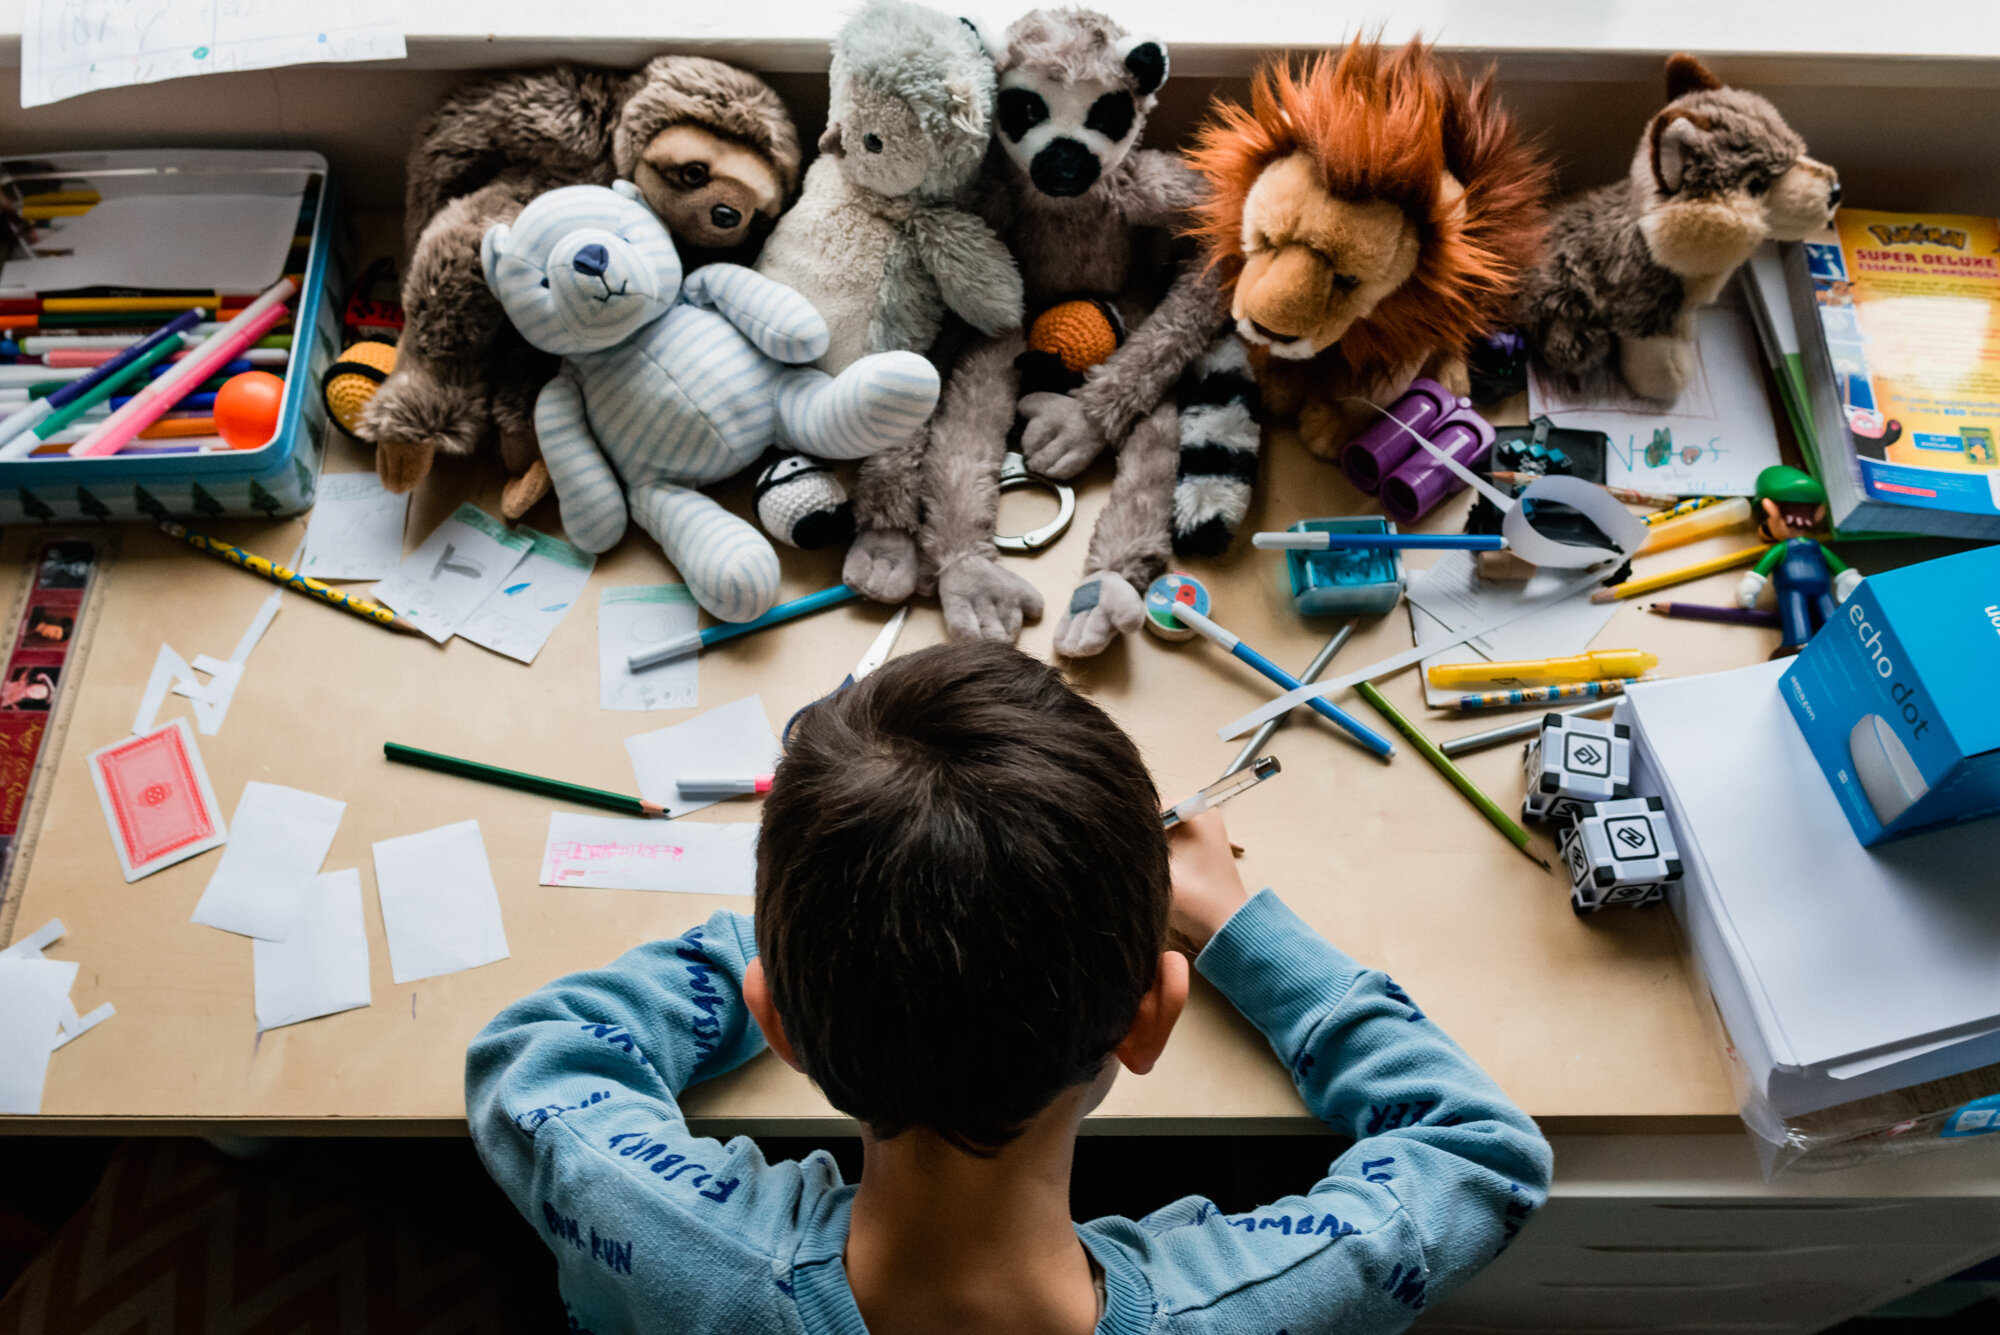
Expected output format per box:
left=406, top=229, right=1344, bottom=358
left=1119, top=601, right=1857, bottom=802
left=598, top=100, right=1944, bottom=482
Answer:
left=1026, top=299, right=1121, bottom=373
left=213, top=371, right=286, bottom=449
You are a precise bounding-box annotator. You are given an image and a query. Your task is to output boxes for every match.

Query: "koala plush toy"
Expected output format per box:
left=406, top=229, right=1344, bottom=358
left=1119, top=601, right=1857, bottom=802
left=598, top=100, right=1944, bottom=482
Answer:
left=483, top=183, right=940, bottom=623
left=1519, top=54, right=1839, bottom=402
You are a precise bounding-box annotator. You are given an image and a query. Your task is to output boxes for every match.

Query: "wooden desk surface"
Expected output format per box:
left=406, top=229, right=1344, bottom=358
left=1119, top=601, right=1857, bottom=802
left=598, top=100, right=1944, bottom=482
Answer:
left=0, top=423, right=1774, bottom=1136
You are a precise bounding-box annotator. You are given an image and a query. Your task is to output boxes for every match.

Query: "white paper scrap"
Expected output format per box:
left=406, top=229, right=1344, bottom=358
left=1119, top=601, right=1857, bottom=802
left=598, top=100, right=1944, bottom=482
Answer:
left=371, top=819, right=510, bottom=984
left=191, top=782, right=345, bottom=940
left=1406, top=553, right=1621, bottom=707
left=300, top=473, right=410, bottom=581
left=625, top=696, right=782, bottom=819
left=253, top=869, right=373, bottom=1030
left=170, top=590, right=283, bottom=735
left=0, top=957, right=78, bottom=1114
left=599, top=585, right=699, bottom=711
left=0, top=918, right=65, bottom=960
left=373, top=503, right=535, bottom=644
left=540, top=813, right=758, bottom=894
left=3, top=920, right=113, bottom=1049
left=22, top=1, right=408, bottom=110
left=461, top=527, right=596, bottom=664
left=51, top=1003, right=114, bottom=1051
left=133, top=643, right=197, bottom=734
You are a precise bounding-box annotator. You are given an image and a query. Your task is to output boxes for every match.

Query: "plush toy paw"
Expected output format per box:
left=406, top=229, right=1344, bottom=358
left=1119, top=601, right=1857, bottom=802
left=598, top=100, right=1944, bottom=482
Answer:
left=843, top=526, right=921, bottom=604
left=1052, top=571, right=1143, bottom=658
left=375, top=438, right=438, bottom=495
left=1296, top=398, right=1346, bottom=461
left=1019, top=392, right=1107, bottom=479
left=938, top=554, right=1043, bottom=643
left=501, top=459, right=553, bottom=521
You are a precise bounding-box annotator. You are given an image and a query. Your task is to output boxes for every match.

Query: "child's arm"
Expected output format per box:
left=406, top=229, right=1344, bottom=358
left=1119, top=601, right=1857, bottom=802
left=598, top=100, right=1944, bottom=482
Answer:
left=464, top=911, right=806, bottom=1334
left=1109, top=814, right=1552, bottom=1332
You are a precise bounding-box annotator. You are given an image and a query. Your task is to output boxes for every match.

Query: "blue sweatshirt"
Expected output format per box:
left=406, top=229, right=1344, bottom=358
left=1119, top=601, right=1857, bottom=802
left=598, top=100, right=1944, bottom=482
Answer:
left=465, top=891, right=1552, bottom=1334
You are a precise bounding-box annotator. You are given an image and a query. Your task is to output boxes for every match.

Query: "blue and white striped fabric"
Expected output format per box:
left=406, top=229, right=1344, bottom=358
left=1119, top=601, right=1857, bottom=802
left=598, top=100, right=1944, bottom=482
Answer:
left=486, top=184, right=941, bottom=623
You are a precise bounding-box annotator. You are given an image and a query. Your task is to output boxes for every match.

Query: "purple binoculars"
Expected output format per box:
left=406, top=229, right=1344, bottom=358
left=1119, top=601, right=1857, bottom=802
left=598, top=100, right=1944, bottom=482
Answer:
left=1340, top=378, right=1495, bottom=524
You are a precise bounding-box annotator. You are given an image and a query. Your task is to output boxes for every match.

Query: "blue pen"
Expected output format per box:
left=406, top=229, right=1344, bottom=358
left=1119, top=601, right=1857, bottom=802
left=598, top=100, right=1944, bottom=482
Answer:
left=1166, top=600, right=1396, bottom=760
left=627, top=584, right=864, bottom=671
left=1253, top=531, right=1507, bottom=552
left=149, top=356, right=249, bottom=381
left=0, top=308, right=206, bottom=451
left=110, top=391, right=216, bottom=412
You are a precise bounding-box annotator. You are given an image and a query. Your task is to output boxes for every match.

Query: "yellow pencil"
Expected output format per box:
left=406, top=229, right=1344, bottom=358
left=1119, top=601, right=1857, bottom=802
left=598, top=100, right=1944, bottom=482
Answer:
left=157, top=521, right=423, bottom=635
left=21, top=190, right=100, bottom=206
left=1590, top=545, right=1766, bottom=603
left=21, top=204, right=95, bottom=221
left=40, top=295, right=215, bottom=313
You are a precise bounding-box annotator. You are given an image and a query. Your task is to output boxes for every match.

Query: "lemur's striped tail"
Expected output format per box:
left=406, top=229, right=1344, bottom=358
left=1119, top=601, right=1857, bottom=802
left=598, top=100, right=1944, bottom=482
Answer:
left=1171, top=333, right=1262, bottom=557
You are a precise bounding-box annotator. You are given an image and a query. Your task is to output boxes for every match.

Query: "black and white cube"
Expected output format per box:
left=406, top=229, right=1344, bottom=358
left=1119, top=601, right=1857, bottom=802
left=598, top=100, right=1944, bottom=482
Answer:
left=1559, top=796, right=1683, bottom=914
left=1522, top=712, right=1632, bottom=824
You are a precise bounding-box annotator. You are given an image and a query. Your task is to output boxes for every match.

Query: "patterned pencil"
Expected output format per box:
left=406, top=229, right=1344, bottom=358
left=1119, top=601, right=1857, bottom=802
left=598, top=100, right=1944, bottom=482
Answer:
left=1450, top=678, right=1639, bottom=711
left=1642, top=496, right=1723, bottom=526
left=157, top=521, right=422, bottom=635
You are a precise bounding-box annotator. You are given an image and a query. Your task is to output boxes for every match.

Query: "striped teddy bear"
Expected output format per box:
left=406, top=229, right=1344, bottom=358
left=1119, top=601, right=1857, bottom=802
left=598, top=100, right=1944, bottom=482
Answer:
left=482, top=182, right=940, bottom=622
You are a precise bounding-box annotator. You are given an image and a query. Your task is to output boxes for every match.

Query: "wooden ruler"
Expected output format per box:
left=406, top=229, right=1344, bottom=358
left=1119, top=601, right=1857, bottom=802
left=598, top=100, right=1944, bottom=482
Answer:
left=0, top=532, right=115, bottom=947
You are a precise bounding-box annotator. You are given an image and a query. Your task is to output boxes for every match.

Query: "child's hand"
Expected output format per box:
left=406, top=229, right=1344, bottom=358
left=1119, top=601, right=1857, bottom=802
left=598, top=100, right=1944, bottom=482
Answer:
left=1167, top=809, right=1248, bottom=953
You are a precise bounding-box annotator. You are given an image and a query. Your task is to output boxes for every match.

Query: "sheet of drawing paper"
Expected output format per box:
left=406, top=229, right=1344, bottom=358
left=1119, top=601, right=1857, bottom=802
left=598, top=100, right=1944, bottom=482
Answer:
left=0, top=958, right=77, bottom=1114
left=300, top=474, right=410, bottom=581
left=372, top=504, right=534, bottom=644
left=1527, top=301, right=1782, bottom=497
left=190, top=782, right=345, bottom=940
left=460, top=527, right=596, bottom=664
left=1405, top=552, right=1621, bottom=707
left=624, top=696, right=782, bottom=818
left=253, top=869, right=373, bottom=1030
left=371, top=820, right=509, bottom=984
left=0, top=192, right=302, bottom=291
left=539, top=813, right=758, bottom=894
left=21, top=0, right=406, bottom=110
left=598, top=585, right=699, bottom=711
left=86, top=717, right=227, bottom=882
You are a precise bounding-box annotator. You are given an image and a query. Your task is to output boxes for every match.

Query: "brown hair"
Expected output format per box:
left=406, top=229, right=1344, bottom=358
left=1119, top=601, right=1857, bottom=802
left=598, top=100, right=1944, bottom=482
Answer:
left=1187, top=37, right=1549, bottom=375
left=755, top=641, right=1169, bottom=1154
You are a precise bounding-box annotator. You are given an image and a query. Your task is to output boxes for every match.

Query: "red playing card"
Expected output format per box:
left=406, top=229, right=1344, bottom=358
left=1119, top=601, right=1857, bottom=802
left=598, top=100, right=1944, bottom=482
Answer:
left=87, top=718, right=227, bottom=881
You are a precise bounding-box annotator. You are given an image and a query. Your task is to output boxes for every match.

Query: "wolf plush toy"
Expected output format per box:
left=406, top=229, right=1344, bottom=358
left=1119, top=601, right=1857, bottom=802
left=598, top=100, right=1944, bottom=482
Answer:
left=483, top=183, right=939, bottom=623
left=1518, top=54, right=1839, bottom=402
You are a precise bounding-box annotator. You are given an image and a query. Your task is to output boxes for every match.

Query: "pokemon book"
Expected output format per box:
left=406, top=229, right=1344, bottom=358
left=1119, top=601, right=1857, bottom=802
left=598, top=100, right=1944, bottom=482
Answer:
left=1786, top=209, right=2000, bottom=539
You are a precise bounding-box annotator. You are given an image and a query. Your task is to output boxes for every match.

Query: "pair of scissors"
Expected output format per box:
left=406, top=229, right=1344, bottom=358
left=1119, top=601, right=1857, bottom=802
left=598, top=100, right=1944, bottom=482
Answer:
left=783, top=605, right=909, bottom=742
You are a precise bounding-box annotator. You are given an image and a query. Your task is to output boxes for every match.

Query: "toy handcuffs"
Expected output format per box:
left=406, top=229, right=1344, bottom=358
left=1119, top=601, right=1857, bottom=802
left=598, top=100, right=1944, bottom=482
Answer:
left=994, top=450, right=1075, bottom=553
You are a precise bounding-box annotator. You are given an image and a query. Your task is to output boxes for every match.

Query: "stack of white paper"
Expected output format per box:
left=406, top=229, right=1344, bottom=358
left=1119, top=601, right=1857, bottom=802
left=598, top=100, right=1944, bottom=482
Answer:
left=1626, top=662, right=2000, bottom=1117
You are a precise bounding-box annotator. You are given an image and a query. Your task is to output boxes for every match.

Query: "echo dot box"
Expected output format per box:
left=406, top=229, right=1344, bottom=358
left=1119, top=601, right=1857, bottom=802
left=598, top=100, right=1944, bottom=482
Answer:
left=1780, top=545, right=2000, bottom=846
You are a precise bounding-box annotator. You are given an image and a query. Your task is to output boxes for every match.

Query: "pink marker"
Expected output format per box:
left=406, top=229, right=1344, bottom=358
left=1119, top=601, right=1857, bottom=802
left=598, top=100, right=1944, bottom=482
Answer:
left=674, top=775, right=774, bottom=800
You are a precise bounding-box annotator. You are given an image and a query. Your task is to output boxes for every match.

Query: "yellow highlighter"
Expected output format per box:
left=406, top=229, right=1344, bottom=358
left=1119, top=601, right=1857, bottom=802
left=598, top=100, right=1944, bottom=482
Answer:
left=1427, top=649, right=1660, bottom=688
left=1637, top=496, right=1753, bottom=554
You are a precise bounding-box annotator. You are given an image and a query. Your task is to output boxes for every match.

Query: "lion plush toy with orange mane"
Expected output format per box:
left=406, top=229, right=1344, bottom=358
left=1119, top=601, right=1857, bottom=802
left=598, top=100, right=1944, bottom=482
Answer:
left=1189, top=39, right=1548, bottom=459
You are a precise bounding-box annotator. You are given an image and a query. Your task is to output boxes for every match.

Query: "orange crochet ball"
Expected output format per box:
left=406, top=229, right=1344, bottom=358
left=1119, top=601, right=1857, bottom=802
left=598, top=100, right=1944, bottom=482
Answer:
left=213, top=371, right=287, bottom=450
left=1027, top=300, right=1120, bottom=374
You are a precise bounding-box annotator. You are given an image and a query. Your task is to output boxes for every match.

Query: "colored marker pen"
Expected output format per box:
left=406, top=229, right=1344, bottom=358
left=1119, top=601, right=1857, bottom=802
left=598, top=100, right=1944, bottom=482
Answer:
left=675, top=775, right=775, bottom=800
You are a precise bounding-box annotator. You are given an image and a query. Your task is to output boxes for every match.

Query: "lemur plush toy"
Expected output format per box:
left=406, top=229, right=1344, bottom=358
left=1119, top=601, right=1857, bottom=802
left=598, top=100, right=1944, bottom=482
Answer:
left=482, top=183, right=939, bottom=623
left=918, top=7, right=1243, bottom=653
left=754, top=0, right=1025, bottom=606
left=363, top=58, right=802, bottom=516
left=1518, top=54, right=1839, bottom=402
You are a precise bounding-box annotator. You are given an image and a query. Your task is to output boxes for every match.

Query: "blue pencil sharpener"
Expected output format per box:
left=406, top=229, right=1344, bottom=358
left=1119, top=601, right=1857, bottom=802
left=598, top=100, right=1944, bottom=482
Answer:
left=1284, top=517, right=1407, bottom=616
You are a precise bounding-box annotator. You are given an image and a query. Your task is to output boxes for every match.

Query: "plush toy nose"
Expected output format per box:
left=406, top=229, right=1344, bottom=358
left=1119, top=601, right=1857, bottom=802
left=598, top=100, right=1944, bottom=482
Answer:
left=710, top=204, right=741, bottom=230
left=1031, top=139, right=1101, bottom=198
left=572, top=244, right=610, bottom=277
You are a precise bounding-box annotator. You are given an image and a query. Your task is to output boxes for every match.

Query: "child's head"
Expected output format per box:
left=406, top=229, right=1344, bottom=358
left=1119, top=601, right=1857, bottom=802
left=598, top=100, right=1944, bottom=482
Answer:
left=750, top=641, right=1173, bottom=1153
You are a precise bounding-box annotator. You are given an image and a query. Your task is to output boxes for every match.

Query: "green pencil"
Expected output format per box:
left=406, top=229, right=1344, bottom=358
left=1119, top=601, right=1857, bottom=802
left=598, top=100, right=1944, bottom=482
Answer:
left=34, top=333, right=190, bottom=439
left=384, top=742, right=666, bottom=817
left=1352, top=681, right=1552, bottom=872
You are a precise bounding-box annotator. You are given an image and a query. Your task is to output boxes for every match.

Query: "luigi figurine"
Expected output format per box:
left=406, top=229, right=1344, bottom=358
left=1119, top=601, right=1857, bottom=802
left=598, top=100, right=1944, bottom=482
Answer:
left=1736, top=465, right=1861, bottom=658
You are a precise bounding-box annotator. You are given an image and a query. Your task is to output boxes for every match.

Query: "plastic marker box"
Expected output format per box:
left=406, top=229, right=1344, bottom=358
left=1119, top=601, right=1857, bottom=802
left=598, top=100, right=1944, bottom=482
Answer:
left=0, top=149, right=341, bottom=521
left=1779, top=545, right=2000, bottom=846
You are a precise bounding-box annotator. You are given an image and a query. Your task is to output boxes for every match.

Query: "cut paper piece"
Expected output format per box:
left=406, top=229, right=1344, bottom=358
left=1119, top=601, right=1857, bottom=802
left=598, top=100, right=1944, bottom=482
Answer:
left=461, top=527, right=596, bottom=664
left=170, top=589, right=283, bottom=735
left=373, top=503, right=535, bottom=644
left=540, top=813, right=758, bottom=894
left=371, top=819, right=510, bottom=984
left=625, top=696, right=782, bottom=819
left=1406, top=552, right=1621, bottom=708
left=253, top=869, right=373, bottom=1030
left=21, top=0, right=407, bottom=111
left=191, top=781, right=345, bottom=941
left=0, top=918, right=65, bottom=960
left=52, top=1004, right=114, bottom=1052
left=1215, top=570, right=1608, bottom=740
left=0, top=957, right=78, bottom=1114
left=1528, top=301, right=1784, bottom=497
left=1, top=920, right=115, bottom=1049
left=87, top=716, right=228, bottom=881
left=133, top=643, right=196, bottom=734
left=300, top=473, right=410, bottom=581
left=599, top=585, right=699, bottom=711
